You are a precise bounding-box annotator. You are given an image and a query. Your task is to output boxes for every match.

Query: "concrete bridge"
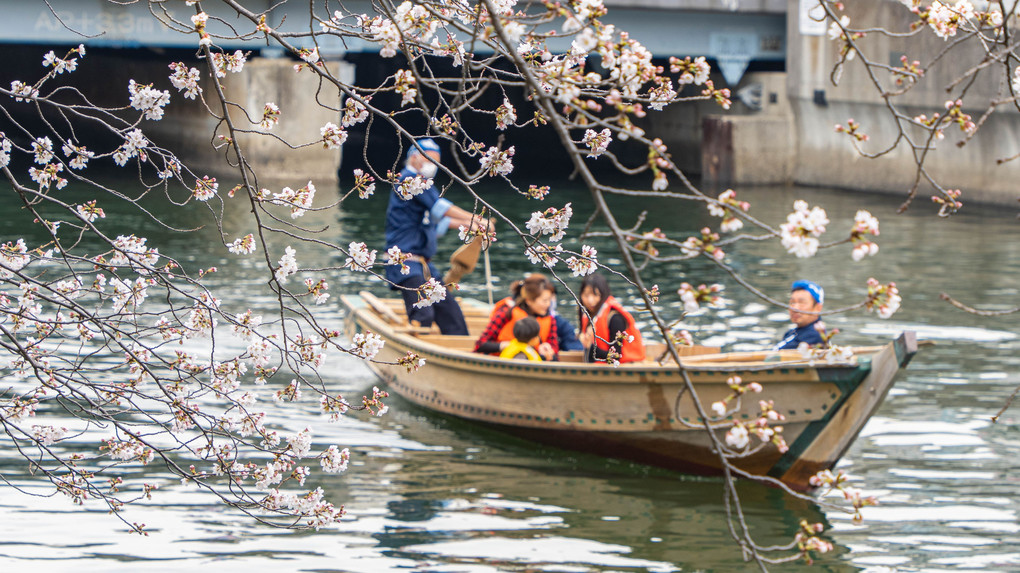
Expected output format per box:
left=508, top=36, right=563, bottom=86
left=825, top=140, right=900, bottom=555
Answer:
left=9, top=0, right=785, bottom=85
left=3, top=0, right=1016, bottom=202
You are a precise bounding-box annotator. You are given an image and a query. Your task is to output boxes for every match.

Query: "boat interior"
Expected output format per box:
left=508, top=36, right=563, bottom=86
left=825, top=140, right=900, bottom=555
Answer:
left=351, top=291, right=875, bottom=368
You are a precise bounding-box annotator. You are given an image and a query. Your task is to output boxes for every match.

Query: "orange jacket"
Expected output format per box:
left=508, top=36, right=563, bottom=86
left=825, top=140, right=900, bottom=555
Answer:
left=496, top=305, right=553, bottom=346
left=580, top=296, right=646, bottom=363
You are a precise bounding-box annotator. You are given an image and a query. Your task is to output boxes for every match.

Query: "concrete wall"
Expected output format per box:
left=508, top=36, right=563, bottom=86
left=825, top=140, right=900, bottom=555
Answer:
left=159, top=57, right=349, bottom=186
left=3, top=50, right=348, bottom=187
left=786, top=0, right=1020, bottom=205
left=702, top=71, right=794, bottom=186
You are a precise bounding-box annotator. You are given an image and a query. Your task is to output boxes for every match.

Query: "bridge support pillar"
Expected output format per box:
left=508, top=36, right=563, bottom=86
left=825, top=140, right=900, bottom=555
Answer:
left=162, top=56, right=351, bottom=186
left=701, top=72, right=794, bottom=188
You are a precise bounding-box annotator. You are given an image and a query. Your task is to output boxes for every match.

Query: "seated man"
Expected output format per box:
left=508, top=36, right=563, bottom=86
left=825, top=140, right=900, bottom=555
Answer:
left=773, top=280, right=825, bottom=351
left=499, top=316, right=543, bottom=361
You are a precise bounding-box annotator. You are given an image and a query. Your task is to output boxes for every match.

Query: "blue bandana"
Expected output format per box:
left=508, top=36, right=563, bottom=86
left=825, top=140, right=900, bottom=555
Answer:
left=792, top=280, right=824, bottom=304
left=407, top=138, right=441, bottom=159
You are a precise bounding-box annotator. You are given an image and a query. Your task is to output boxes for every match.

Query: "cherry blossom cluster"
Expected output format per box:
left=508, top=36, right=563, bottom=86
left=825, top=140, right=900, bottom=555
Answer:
left=865, top=278, right=901, bottom=319
left=395, top=173, right=432, bottom=200
left=913, top=99, right=975, bottom=140
left=809, top=469, right=878, bottom=524
left=304, top=278, right=330, bottom=305
left=393, top=69, right=417, bottom=106
left=342, top=97, right=370, bottom=127
left=827, top=14, right=864, bottom=60
left=924, top=0, right=975, bottom=39
left=210, top=50, right=247, bottom=78
left=794, top=519, right=834, bottom=565
left=227, top=234, right=257, bottom=255
left=525, top=203, right=573, bottom=242
left=525, top=185, right=550, bottom=200
left=275, top=246, right=298, bottom=283
left=112, top=128, right=148, bottom=166
left=780, top=201, right=829, bottom=258
left=710, top=375, right=764, bottom=418
left=707, top=189, right=750, bottom=233
left=320, top=122, right=348, bottom=149
left=723, top=399, right=788, bottom=454
left=834, top=118, right=868, bottom=142
left=397, top=351, right=427, bottom=372
left=351, top=331, right=385, bottom=360
left=525, top=244, right=563, bottom=268
left=495, top=98, right=517, bottom=130
left=42, top=45, right=84, bottom=75
left=128, top=80, right=170, bottom=121
left=667, top=328, right=694, bottom=348
left=892, top=54, right=924, bottom=87
left=194, top=176, right=218, bottom=201
left=259, top=103, right=280, bottom=130
left=669, top=56, right=711, bottom=86
left=565, top=245, right=598, bottom=276
left=62, top=142, right=94, bottom=170
left=797, top=338, right=855, bottom=365
left=850, top=210, right=880, bottom=261
left=351, top=169, right=376, bottom=198
left=385, top=246, right=412, bottom=275
left=932, top=188, right=963, bottom=216
left=344, top=241, right=377, bottom=272
left=632, top=227, right=666, bottom=257
left=581, top=128, right=611, bottom=157
left=169, top=62, right=202, bottom=99
left=358, top=1, right=440, bottom=58
left=602, top=331, right=636, bottom=366
left=272, top=181, right=317, bottom=218
left=680, top=227, right=725, bottom=261
left=478, top=145, right=516, bottom=176
left=677, top=282, right=724, bottom=314
left=362, top=386, right=390, bottom=416
left=0, top=132, right=11, bottom=168
left=412, top=277, right=447, bottom=308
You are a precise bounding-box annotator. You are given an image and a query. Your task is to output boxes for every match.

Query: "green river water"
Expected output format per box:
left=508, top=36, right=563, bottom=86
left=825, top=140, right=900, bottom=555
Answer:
left=0, top=176, right=1018, bottom=572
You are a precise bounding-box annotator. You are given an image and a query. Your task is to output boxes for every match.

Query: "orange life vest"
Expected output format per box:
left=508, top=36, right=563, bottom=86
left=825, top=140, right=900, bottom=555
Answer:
left=580, top=295, right=646, bottom=363
left=495, top=305, right=553, bottom=349
left=489, top=296, right=513, bottom=322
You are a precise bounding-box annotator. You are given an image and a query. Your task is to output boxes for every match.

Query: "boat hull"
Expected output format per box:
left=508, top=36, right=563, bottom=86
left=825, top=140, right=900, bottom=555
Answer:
left=342, top=294, right=917, bottom=490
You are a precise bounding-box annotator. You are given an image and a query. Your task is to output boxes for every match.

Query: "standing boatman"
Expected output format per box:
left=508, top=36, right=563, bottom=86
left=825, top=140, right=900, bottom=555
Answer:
left=384, top=138, right=490, bottom=335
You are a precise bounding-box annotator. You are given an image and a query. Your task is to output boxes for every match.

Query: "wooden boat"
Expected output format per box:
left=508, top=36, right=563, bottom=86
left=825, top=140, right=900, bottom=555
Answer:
left=341, top=291, right=919, bottom=491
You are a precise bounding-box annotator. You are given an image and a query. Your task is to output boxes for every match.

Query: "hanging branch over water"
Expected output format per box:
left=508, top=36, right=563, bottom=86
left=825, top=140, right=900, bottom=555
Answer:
left=1, top=0, right=1015, bottom=566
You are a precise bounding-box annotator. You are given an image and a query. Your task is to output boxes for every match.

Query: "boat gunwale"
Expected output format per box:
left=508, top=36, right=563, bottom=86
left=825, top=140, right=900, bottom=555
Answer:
left=342, top=294, right=878, bottom=377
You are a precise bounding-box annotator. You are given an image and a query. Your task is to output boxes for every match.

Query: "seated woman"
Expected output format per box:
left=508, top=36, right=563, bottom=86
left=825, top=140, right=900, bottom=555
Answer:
left=474, top=273, right=559, bottom=360
left=576, top=273, right=646, bottom=364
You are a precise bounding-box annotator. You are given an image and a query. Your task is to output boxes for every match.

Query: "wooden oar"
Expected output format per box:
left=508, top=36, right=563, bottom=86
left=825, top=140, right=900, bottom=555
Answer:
left=483, top=246, right=493, bottom=305
left=359, top=290, right=403, bottom=325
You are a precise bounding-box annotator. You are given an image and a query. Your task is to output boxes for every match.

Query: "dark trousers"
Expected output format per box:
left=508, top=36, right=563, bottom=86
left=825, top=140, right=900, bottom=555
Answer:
left=398, top=274, right=469, bottom=335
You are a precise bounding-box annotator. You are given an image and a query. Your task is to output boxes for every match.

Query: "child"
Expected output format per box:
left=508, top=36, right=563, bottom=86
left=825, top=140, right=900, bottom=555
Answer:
left=498, top=316, right=543, bottom=361
left=577, top=273, right=646, bottom=364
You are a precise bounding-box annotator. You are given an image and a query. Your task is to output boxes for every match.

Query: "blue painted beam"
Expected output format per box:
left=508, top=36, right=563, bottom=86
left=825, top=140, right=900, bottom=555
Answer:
left=3, top=0, right=784, bottom=73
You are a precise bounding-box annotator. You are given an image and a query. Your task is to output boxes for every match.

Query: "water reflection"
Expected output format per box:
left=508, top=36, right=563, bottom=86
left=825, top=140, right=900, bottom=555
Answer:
left=2, top=177, right=1020, bottom=571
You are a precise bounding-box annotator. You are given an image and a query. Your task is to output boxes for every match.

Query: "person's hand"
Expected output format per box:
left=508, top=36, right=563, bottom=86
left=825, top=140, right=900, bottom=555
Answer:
left=470, top=217, right=495, bottom=233
left=537, top=342, right=555, bottom=361
left=577, top=325, right=595, bottom=347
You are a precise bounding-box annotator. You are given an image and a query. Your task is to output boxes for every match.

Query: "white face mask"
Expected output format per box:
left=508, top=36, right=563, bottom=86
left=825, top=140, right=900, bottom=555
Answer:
left=418, top=162, right=438, bottom=179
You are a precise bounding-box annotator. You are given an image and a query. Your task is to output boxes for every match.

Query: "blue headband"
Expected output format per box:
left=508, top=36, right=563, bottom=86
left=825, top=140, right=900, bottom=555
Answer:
left=791, top=280, right=824, bottom=304
left=407, top=138, right=441, bottom=159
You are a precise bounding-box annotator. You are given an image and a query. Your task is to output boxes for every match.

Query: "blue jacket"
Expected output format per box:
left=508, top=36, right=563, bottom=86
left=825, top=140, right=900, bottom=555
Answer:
left=773, top=320, right=824, bottom=351
left=555, top=314, right=584, bottom=351
left=384, top=166, right=453, bottom=286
